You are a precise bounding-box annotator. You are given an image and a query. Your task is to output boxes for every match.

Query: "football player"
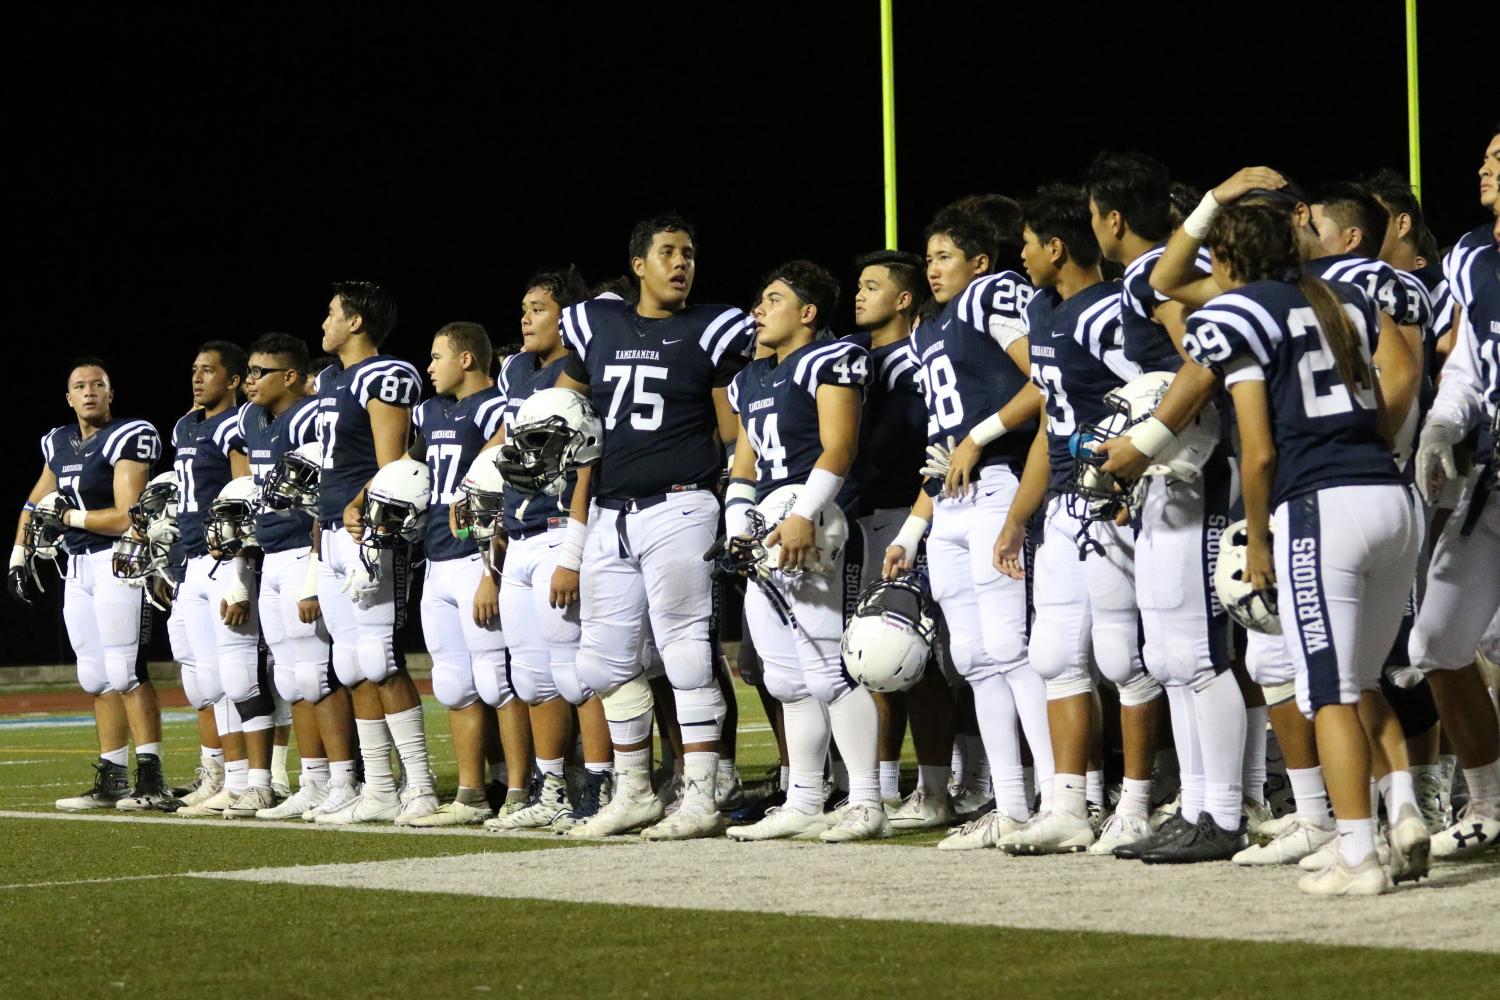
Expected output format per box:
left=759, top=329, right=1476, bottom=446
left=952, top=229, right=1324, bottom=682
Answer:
left=555, top=214, right=755, bottom=839
left=12, top=359, right=165, bottom=809
left=723, top=260, right=887, bottom=843
left=1185, top=198, right=1425, bottom=894
left=238, top=332, right=359, bottom=819
left=883, top=206, right=1053, bottom=850
left=488, top=268, right=618, bottom=832
left=405, top=322, right=509, bottom=826
left=313, top=282, right=439, bottom=826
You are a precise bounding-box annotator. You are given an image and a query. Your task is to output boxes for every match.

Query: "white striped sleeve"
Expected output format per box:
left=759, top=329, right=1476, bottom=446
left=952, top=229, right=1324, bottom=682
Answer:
left=353, top=360, right=422, bottom=409
left=288, top=399, right=320, bottom=446
left=103, top=419, right=162, bottom=465
left=704, top=308, right=755, bottom=366
left=475, top=395, right=508, bottom=440
left=559, top=303, right=591, bottom=360
left=882, top=346, right=917, bottom=390
left=726, top=370, right=744, bottom=414
left=40, top=430, right=56, bottom=466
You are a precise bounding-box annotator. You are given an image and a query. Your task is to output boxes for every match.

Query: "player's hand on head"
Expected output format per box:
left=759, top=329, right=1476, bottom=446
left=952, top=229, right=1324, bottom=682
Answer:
left=1095, top=435, right=1151, bottom=481
left=473, top=572, right=499, bottom=626
left=881, top=544, right=910, bottom=581
left=1212, top=167, right=1286, bottom=206
left=943, top=435, right=982, bottom=498
left=992, top=519, right=1026, bottom=579
left=549, top=566, right=580, bottom=609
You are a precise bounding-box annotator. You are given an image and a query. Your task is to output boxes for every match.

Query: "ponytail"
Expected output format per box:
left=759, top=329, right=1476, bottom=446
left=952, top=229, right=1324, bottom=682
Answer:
left=1297, top=276, right=1371, bottom=394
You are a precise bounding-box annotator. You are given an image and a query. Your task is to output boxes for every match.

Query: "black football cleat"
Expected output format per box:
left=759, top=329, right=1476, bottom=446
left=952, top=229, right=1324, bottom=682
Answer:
left=1140, top=812, right=1248, bottom=864
left=1114, top=811, right=1193, bottom=860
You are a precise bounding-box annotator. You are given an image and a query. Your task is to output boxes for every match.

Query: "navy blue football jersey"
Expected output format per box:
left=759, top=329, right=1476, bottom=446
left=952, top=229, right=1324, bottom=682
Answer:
left=315, top=355, right=423, bottom=523
left=1184, top=280, right=1398, bottom=506
left=1120, top=245, right=1213, bottom=373
left=838, top=331, right=927, bottom=514
left=905, top=271, right=1038, bottom=492
left=559, top=299, right=754, bottom=500
left=1449, top=243, right=1499, bottom=449
left=1305, top=254, right=1430, bottom=330
left=497, top=351, right=576, bottom=536
left=1025, top=282, right=1141, bottom=494
left=412, top=385, right=506, bottom=562
left=729, top=339, right=869, bottom=502
left=172, top=407, right=244, bottom=558
left=238, top=396, right=319, bottom=554
left=41, top=418, right=161, bottom=554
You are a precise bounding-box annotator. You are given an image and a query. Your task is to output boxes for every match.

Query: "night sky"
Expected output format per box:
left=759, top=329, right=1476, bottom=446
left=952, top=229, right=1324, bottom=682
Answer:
left=4, top=4, right=1493, bottom=663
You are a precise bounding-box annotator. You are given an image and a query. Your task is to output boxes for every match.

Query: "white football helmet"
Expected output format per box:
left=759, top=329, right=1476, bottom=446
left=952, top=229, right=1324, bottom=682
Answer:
left=135, top=471, right=180, bottom=528
left=497, top=387, right=602, bottom=496
left=841, top=574, right=936, bottom=692
left=753, top=483, right=848, bottom=578
left=205, top=476, right=260, bottom=558
left=260, top=441, right=322, bottom=512
left=359, top=458, right=431, bottom=550
left=454, top=447, right=507, bottom=547
left=24, top=491, right=76, bottom=561
left=1112, top=371, right=1220, bottom=480
left=1214, top=519, right=1281, bottom=635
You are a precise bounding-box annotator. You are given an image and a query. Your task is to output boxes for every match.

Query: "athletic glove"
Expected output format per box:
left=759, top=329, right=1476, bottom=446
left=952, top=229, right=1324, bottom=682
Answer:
left=920, top=435, right=957, bottom=480
left=1414, top=419, right=1463, bottom=505
left=146, top=517, right=179, bottom=547
left=341, top=565, right=382, bottom=608
left=7, top=546, right=32, bottom=606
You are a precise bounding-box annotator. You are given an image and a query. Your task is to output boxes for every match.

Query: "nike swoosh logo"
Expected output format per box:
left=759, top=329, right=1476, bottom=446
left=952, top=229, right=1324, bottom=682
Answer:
left=773, top=380, right=786, bottom=386
left=1050, top=331, right=1066, bottom=338
left=547, top=542, right=560, bottom=548
left=662, top=339, right=682, bottom=345
left=941, top=320, right=952, bottom=330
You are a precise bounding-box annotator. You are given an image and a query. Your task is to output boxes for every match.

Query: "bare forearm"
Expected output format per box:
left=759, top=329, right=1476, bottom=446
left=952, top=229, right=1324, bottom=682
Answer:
left=569, top=465, right=592, bottom=526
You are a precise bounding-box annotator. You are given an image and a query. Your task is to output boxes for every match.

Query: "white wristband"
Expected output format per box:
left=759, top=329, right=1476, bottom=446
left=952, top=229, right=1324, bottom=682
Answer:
left=725, top=501, right=752, bottom=540
left=555, top=517, right=587, bottom=572
left=62, top=509, right=86, bottom=529
left=1127, top=416, right=1178, bottom=460
left=790, top=468, right=843, bottom=521
left=724, top=479, right=757, bottom=507
left=1183, top=191, right=1221, bottom=240
left=301, top=551, right=321, bottom=601
left=892, top=515, right=929, bottom=556
left=969, top=413, right=1007, bottom=447
left=9, top=545, right=25, bottom=569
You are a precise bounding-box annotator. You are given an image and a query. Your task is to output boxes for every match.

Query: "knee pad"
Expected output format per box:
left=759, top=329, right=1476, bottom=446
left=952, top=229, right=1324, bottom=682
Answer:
left=981, top=630, right=1028, bottom=676
left=295, top=658, right=335, bottom=705
left=179, top=661, right=205, bottom=709
left=76, top=657, right=112, bottom=697
left=472, top=650, right=512, bottom=708
left=661, top=639, right=713, bottom=691
left=600, top=673, right=654, bottom=722
left=1025, top=629, right=1077, bottom=683
left=804, top=666, right=853, bottom=706
left=1117, top=670, right=1163, bottom=708
left=104, top=652, right=141, bottom=695
left=220, top=654, right=257, bottom=704
left=606, top=708, right=653, bottom=745
left=1260, top=681, right=1297, bottom=706
left=235, top=692, right=276, bottom=731
left=575, top=647, right=638, bottom=698
left=508, top=655, right=556, bottom=706
left=673, top=683, right=726, bottom=745
left=551, top=660, right=592, bottom=706
left=194, top=660, right=226, bottom=706
left=273, top=690, right=293, bottom=727
left=431, top=655, right=480, bottom=710
left=356, top=635, right=399, bottom=684
left=1158, top=639, right=1206, bottom=688
left=214, top=695, right=243, bottom=736
left=1044, top=667, right=1095, bottom=701
left=1090, top=624, right=1140, bottom=687
left=273, top=661, right=301, bottom=706
left=331, top=644, right=362, bottom=689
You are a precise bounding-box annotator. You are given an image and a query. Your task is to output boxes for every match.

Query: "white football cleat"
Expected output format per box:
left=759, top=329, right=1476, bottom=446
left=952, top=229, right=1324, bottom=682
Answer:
left=727, top=805, right=832, bottom=841
left=819, top=802, right=892, bottom=843
left=714, top=768, right=746, bottom=811
left=175, top=787, right=234, bottom=818
left=1149, top=793, right=1180, bottom=831
left=567, top=769, right=663, bottom=838
left=308, top=782, right=358, bottom=821
left=222, top=786, right=277, bottom=819
left=1387, top=804, right=1431, bottom=884
left=1298, top=852, right=1390, bottom=896
left=407, top=798, right=494, bottom=827
left=950, top=784, right=993, bottom=819
left=888, top=787, right=955, bottom=830
left=393, top=789, right=442, bottom=826
left=1413, top=769, right=1451, bottom=834
left=256, top=784, right=326, bottom=820
left=486, top=774, right=571, bottom=831
left=1243, top=797, right=1276, bottom=841
left=1430, top=800, right=1500, bottom=859
left=177, top=761, right=224, bottom=809
left=999, top=810, right=1095, bottom=855
left=1299, top=835, right=1390, bottom=872
left=1232, top=814, right=1336, bottom=865
left=1088, top=811, right=1152, bottom=856
left=314, top=788, right=401, bottom=825
left=936, top=810, right=1025, bottom=851
left=641, top=777, right=723, bottom=841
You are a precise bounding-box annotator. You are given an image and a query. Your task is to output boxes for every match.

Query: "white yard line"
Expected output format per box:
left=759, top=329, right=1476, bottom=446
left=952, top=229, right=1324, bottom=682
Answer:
left=0, top=872, right=183, bottom=892
left=0, top=808, right=573, bottom=841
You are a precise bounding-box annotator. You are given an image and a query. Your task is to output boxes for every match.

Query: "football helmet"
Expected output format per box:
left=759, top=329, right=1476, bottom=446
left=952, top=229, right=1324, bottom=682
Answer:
left=453, top=447, right=507, bottom=547
left=753, top=483, right=848, bottom=578
left=358, top=458, right=431, bottom=551
left=205, top=476, right=260, bottom=558
left=497, top=388, right=602, bottom=496
left=841, top=573, right=936, bottom=693
left=24, top=491, right=75, bottom=561
left=1214, top=519, right=1281, bottom=635
left=133, top=471, right=180, bottom=531
left=259, top=441, right=323, bottom=512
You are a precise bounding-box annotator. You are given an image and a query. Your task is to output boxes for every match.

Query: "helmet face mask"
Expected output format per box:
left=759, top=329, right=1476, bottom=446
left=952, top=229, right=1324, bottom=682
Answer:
left=260, top=446, right=321, bottom=512
left=454, top=482, right=505, bottom=545
left=136, top=479, right=179, bottom=527
left=205, top=496, right=257, bottom=559
left=24, top=492, right=75, bottom=561
left=753, top=485, right=848, bottom=579
left=841, top=573, right=936, bottom=693
left=359, top=496, right=426, bottom=549
left=496, top=388, right=602, bottom=497
left=111, top=534, right=166, bottom=582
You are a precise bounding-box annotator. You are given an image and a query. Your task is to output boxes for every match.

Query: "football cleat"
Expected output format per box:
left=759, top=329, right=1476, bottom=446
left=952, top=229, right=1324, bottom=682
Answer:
left=1140, top=813, right=1248, bottom=864
left=567, top=769, right=663, bottom=838
left=1148, top=792, right=1181, bottom=832
left=1387, top=805, right=1431, bottom=884
left=393, top=788, right=441, bottom=826
left=175, top=787, right=234, bottom=817
left=641, top=776, right=723, bottom=841
left=177, top=760, right=224, bottom=808
left=999, top=810, right=1096, bottom=855
left=314, top=788, right=401, bottom=825
left=1413, top=768, right=1451, bottom=835
left=727, top=805, right=832, bottom=841
left=1232, top=815, right=1336, bottom=865
left=1299, top=836, right=1390, bottom=872
left=1242, top=797, right=1276, bottom=841
left=486, top=773, right=570, bottom=831
left=115, top=754, right=175, bottom=812
left=1430, top=800, right=1500, bottom=859
left=1088, top=811, right=1152, bottom=856
left=256, top=783, right=327, bottom=820
left=1115, top=811, right=1193, bottom=860
left=55, top=760, right=130, bottom=811
left=309, top=782, right=359, bottom=821
left=728, top=787, right=785, bottom=826
left=888, top=787, right=956, bottom=830
left=1297, top=852, right=1391, bottom=897
left=407, top=798, right=494, bottom=827
left=936, top=810, right=1025, bottom=851
left=819, top=802, right=893, bottom=843
left=655, top=772, right=684, bottom=815
left=553, top=770, right=612, bottom=833
left=222, top=786, right=277, bottom=819
left=714, top=767, right=746, bottom=811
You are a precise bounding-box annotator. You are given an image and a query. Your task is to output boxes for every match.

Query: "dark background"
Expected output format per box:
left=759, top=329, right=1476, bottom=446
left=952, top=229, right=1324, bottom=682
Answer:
left=3, top=3, right=1493, bottom=666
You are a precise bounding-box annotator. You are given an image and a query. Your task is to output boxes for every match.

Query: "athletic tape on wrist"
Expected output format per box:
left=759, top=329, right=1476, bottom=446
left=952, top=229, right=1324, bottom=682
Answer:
left=790, top=468, right=843, bottom=521
left=556, top=518, right=587, bottom=572
left=1183, top=191, right=1221, bottom=240
left=969, top=412, right=1007, bottom=446
left=892, top=515, right=929, bottom=555
left=1127, top=416, right=1177, bottom=460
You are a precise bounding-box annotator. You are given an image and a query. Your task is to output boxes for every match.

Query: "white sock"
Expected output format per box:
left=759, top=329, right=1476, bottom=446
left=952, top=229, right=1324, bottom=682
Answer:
left=917, top=764, right=949, bottom=796
left=1166, top=685, right=1202, bottom=822
left=271, top=744, right=290, bottom=785
left=201, top=745, right=223, bottom=766
left=329, top=759, right=356, bottom=789
left=1005, top=669, right=1053, bottom=810
left=1085, top=769, right=1103, bottom=807
left=879, top=761, right=901, bottom=800
left=1242, top=705, right=1268, bottom=805
left=1054, top=772, right=1088, bottom=818
left=683, top=750, right=717, bottom=786
left=615, top=746, right=650, bottom=772
left=302, top=757, right=329, bottom=788
left=1337, top=817, right=1377, bottom=865
left=950, top=737, right=967, bottom=784
left=784, top=697, right=831, bottom=814
left=1463, top=759, right=1500, bottom=804
left=1193, top=670, right=1247, bottom=830
left=247, top=767, right=272, bottom=791
left=355, top=718, right=397, bottom=795
left=779, top=765, right=791, bottom=791
left=970, top=675, right=1024, bottom=816
left=1288, top=766, right=1333, bottom=828
left=101, top=746, right=128, bottom=767
left=136, top=742, right=161, bottom=760
left=828, top=687, right=879, bottom=806
left=1380, top=770, right=1418, bottom=818
left=224, top=759, right=248, bottom=796
left=1120, top=777, right=1151, bottom=820
left=962, top=734, right=991, bottom=796
left=586, top=760, right=614, bottom=776
left=717, top=758, right=738, bottom=781
left=385, top=706, right=433, bottom=793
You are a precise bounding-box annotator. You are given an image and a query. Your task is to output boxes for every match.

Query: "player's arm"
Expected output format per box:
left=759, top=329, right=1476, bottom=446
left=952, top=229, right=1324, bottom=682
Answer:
left=229, top=449, right=250, bottom=479
left=556, top=370, right=590, bottom=396
left=1373, top=311, right=1420, bottom=450
left=993, top=417, right=1050, bottom=579
left=944, top=337, right=1042, bottom=497
left=724, top=415, right=759, bottom=542
left=9, top=465, right=58, bottom=603
left=13, top=465, right=57, bottom=546
left=1227, top=368, right=1276, bottom=593
left=549, top=464, right=591, bottom=609
left=712, top=387, right=739, bottom=446
left=1152, top=167, right=1287, bottom=308
left=766, top=385, right=859, bottom=571
left=61, top=460, right=149, bottom=538
left=882, top=488, right=933, bottom=580
left=343, top=399, right=412, bottom=538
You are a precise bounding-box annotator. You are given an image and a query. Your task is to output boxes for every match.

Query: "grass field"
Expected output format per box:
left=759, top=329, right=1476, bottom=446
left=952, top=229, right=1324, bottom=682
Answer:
left=2, top=681, right=1497, bottom=1000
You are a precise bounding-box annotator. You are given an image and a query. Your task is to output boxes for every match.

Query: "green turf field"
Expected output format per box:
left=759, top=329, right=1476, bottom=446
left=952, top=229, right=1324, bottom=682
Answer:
left=2, top=683, right=1496, bottom=999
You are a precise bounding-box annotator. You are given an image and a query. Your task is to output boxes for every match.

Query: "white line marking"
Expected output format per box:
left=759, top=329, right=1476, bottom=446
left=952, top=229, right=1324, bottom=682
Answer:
left=0, top=872, right=183, bottom=892
left=0, top=808, right=585, bottom=841
left=0, top=759, right=52, bottom=766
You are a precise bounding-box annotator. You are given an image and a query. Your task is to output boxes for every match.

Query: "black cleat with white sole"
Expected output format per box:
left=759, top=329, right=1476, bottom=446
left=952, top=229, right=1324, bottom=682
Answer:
left=1140, top=813, right=1248, bottom=864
